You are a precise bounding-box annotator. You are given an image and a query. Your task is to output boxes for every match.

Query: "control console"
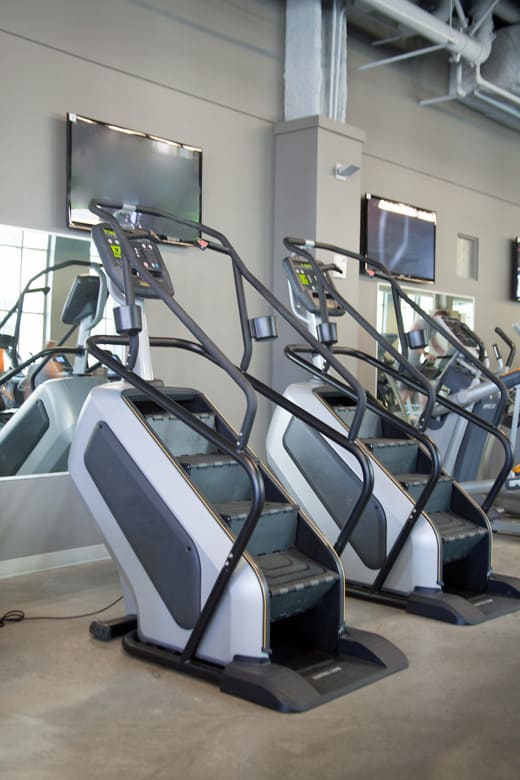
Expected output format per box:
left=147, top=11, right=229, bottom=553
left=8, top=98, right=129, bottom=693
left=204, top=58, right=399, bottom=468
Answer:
left=92, top=224, right=173, bottom=300
left=284, top=256, right=344, bottom=317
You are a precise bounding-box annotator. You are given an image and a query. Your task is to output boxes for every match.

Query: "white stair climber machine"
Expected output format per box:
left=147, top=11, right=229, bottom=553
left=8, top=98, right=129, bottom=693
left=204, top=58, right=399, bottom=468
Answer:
left=68, top=201, right=407, bottom=713
left=266, top=238, right=520, bottom=625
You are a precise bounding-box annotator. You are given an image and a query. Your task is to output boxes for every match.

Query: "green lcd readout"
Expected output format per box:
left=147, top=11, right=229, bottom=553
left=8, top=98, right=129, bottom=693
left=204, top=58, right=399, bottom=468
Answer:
left=111, top=245, right=122, bottom=259
left=296, top=263, right=313, bottom=287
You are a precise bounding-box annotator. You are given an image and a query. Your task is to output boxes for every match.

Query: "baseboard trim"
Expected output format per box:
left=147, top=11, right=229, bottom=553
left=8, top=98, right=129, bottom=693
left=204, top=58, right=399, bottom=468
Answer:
left=0, top=544, right=110, bottom=579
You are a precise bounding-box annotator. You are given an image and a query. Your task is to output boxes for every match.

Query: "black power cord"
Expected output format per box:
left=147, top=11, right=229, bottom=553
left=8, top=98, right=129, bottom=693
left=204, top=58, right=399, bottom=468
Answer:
left=0, top=595, right=123, bottom=628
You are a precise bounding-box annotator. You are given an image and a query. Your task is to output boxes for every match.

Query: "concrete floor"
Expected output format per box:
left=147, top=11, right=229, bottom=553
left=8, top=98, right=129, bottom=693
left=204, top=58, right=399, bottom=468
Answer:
left=1, top=536, right=520, bottom=780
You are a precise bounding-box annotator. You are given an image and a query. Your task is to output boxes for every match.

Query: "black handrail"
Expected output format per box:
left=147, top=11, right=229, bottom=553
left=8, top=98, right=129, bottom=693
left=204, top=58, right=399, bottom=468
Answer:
left=0, top=347, right=83, bottom=388
left=495, top=326, right=516, bottom=370
left=91, top=201, right=368, bottom=441
left=89, top=201, right=257, bottom=450
left=85, top=333, right=266, bottom=663
left=283, top=342, right=445, bottom=581
left=283, top=237, right=436, bottom=431
left=0, top=260, right=101, bottom=369
left=292, top=342, right=511, bottom=511
left=285, top=237, right=510, bottom=430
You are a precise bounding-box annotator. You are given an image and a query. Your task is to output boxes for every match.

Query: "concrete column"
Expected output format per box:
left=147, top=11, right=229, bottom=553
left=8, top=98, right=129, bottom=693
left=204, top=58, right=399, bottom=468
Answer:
left=271, top=115, right=366, bottom=392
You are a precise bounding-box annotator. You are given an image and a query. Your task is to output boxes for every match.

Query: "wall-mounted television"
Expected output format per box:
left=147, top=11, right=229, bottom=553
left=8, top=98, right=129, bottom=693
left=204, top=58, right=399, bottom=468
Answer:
left=511, top=237, right=520, bottom=302
left=67, top=113, right=202, bottom=245
left=361, top=193, right=436, bottom=284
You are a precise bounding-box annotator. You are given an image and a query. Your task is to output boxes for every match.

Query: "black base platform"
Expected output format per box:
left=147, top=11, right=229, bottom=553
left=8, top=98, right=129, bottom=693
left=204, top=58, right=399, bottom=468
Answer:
left=118, top=627, right=407, bottom=713
left=349, top=573, right=520, bottom=626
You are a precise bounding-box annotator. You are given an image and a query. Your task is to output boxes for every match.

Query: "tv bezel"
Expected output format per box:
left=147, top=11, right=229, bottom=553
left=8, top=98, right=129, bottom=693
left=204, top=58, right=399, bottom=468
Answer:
left=361, top=193, right=437, bottom=285
left=511, top=237, right=520, bottom=302
left=66, top=113, right=203, bottom=246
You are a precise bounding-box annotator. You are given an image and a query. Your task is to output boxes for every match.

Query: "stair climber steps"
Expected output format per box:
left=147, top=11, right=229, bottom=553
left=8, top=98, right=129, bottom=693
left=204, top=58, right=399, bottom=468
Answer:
left=429, top=511, right=488, bottom=564
left=396, top=473, right=453, bottom=514
left=214, top=501, right=298, bottom=557
left=333, top=405, right=382, bottom=439
left=256, top=548, right=340, bottom=622
left=179, top=453, right=252, bottom=503
left=363, top=438, right=419, bottom=475
left=146, top=411, right=218, bottom=457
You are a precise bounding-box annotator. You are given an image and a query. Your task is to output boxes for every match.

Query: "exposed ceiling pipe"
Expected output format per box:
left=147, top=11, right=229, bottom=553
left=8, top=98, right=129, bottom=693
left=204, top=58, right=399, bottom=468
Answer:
left=360, top=0, right=492, bottom=64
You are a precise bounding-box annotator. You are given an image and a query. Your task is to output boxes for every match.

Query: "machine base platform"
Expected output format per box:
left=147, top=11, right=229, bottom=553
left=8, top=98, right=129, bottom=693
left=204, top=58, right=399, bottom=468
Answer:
left=348, top=576, right=520, bottom=625
left=119, top=626, right=406, bottom=713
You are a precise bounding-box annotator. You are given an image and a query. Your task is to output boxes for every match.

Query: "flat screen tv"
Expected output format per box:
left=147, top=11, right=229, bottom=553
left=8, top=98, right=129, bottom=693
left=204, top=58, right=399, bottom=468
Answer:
left=67, top=113, right=202, bottom=245
left=361, top=193, right=436, bottom=283
left=512, top=237, right=520, bottom=302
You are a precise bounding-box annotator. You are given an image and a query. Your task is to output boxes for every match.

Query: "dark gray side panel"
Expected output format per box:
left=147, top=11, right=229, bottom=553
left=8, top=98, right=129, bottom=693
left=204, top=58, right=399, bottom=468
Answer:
left=0, top=399, right=49, bottom=476
left=84, top=421, right=201, bottom=629
left=283, top=418, right=386, bottom=570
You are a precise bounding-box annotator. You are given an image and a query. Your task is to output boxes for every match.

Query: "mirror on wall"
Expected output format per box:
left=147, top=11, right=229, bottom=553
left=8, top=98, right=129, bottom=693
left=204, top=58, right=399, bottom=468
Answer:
left=0, top=223, right=119, bottom=427
left=376, top=282, right=475, bottom=417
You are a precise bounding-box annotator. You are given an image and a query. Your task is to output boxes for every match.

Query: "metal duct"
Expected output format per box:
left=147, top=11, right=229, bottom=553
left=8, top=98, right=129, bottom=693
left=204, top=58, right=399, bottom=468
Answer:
left=359, top=0, right=493, bottom=64
left=481, top=24, right=520, bottom=96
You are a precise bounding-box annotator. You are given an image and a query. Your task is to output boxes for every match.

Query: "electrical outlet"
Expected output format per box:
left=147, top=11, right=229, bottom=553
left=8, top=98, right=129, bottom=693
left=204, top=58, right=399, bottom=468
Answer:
left=331, top=254, right=347, bottom=279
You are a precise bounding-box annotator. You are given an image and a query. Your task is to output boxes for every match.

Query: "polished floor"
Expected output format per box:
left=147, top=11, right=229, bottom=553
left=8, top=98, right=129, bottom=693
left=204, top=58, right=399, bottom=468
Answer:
left=1, top=535, right=520, bottom=780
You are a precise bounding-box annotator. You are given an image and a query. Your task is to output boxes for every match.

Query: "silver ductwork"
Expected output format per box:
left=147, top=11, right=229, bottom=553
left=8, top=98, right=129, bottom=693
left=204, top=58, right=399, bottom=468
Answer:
left=355, top=0, right=520, bottom=132
left=481, top=24, right=520, bottom=95
left=359, top=0, right=493, bottom=64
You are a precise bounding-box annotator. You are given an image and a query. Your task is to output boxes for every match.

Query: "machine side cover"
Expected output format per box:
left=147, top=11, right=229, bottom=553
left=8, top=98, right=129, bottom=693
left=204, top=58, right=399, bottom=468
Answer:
left=84, top=421, right=201, bottom=629
left=283, top=418, right=386, bottom=569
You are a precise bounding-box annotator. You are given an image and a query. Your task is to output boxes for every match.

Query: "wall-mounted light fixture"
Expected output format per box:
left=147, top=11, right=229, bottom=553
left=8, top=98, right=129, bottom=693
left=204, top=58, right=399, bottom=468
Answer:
left=335, top=163, right=360, bottom=180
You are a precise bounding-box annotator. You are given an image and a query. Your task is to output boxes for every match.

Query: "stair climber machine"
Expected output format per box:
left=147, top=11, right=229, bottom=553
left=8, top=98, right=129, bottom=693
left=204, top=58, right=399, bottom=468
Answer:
left=266, top=237, right=520, bottom=625
left=0, top=263, right=108, bottom=476
left=395, top=311, right=520, bottom=536
left=68, top=200, right=407, bottom=714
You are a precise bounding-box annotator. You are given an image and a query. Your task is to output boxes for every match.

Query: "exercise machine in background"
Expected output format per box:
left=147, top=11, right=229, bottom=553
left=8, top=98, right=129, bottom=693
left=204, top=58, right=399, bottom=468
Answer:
left=265, top=238, right=520, bottom=625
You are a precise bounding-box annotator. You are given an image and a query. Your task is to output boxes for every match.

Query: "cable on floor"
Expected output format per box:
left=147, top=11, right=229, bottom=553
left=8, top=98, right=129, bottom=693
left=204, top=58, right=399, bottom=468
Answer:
left=0, top=595, right=123, bottom=628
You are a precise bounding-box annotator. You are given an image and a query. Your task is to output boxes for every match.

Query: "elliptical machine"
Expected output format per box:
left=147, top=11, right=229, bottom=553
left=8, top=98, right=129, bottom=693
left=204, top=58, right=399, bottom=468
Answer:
left=69, top=200, right=407, bottom=713
left=266, top=237, right=520, bottom=625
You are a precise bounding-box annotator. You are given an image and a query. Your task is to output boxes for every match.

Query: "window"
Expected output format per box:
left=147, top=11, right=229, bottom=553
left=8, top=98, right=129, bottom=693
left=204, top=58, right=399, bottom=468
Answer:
left=457, top=234, right=479, bottom=280
left=0, top=225, right=49, bottom=361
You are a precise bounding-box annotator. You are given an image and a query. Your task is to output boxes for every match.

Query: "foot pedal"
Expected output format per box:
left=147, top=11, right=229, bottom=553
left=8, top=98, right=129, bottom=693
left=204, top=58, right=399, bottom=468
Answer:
left=89, top=615, right=137, bottom=642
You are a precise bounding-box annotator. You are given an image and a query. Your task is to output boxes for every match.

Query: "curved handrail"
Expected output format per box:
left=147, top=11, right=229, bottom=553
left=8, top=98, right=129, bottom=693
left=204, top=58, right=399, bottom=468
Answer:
left=0, top=346, right=82, bottom=388
left=284, top=342, right=443, bottom=532
left=89, top=201, right=258, bottom=450
left=284, top=237, right=510, bottom=429
left=88, top=200, right=369, bottom=441
left=283, top=237, right=437, bottom=431
left=0, top=260, right=103, bottom=370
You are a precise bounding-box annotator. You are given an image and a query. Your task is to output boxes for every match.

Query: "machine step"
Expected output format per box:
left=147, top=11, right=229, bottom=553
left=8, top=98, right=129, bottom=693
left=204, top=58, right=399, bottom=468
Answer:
left=333, top=405, right=381, bottom=438
left=180, top=453, right=251, bottom=503
left=364, top=437, right=419, bottom=475
left=215, top=500, right=298, bottom=556
left=255, top=548, right=340, bottom=621
left=396, top=472, right=453, bottom=513
left=429, top=511, right=488, bottom=564
left=146, top=411, right=218, bottom=457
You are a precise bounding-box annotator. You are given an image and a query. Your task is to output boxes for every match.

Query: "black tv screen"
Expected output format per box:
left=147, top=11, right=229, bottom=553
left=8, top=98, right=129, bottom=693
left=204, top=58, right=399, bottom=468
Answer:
left=67, top=113, right=202, bottom=245
left=512, top=237, right=520, bottom=302
left=361, top=194, right=436, bottom=283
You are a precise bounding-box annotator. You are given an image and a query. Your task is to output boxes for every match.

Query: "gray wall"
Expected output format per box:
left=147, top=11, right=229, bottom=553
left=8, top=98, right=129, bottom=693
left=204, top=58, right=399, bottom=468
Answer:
left=1, top=2, right=520, bottom=451
left=346, top=37, right=520, bottom=354
left=0, top=0, right=284, bottom=453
